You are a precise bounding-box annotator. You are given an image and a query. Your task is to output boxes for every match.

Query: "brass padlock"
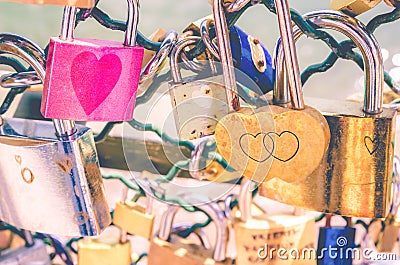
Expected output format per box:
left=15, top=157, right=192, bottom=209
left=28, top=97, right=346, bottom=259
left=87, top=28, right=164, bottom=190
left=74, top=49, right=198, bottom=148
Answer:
left=113, top=184, right=155, bottom=240
left=234, top=180, right=315, bottom=265
left=261, top=10, right=396, bottom=218
left=330, top=0, right=382, bottom=16
left=78, top=227, right=131, bottom=265
left=148, top=200, right=232, bottom=265
left=169, top=36, right=232, bottom=140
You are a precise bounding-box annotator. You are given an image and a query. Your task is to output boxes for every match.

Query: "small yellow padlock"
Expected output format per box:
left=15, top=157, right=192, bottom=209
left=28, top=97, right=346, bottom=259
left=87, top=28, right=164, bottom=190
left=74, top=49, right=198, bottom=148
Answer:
left=113, top=185, right=155, bottom=240
left=148, top=200, right=232, bottom=265
left=78, top=227, right=131, bottom=265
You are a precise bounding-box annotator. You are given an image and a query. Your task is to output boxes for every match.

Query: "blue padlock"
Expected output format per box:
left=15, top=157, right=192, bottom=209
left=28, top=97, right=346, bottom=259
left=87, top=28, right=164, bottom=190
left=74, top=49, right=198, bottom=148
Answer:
left=185, top=16, right=274, bottom=94
left=230, top=26, right=274, bottom=94
left=317, top=215, right=356, bottom=265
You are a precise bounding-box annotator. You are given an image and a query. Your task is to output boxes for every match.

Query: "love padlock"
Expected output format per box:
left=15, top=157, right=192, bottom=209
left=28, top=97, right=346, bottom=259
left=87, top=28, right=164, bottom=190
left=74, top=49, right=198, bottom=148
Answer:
left=0, top=33, right=110, bottom=236
left=317, top=215, right=355, bottom=265
left=215, top=0, right=330, bottom=184
left=78, top=226, right=131, bottom=265
left=234, top=180, right=315, bottom=265
left=169, top=36, right=231, bottom=140
left=113, top=184, right=155, bottom=240
left=42, top=0, right=144, bottom=121
left=148, top=199, right=232, bottom=265
left=260, top=11, right=396, bottom=218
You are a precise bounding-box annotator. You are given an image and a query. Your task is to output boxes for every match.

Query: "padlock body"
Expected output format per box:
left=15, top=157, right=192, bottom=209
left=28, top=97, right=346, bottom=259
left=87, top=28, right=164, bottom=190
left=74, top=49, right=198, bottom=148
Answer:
left=78, top=238, right=131, bottom=265
left=4, top=0, right=94, bottom=8
left=317, top=227, right=356, bottom=265
left=230, top=26, right=274, bottom=94
left=148, top=236, right=231, bottom=265
left=259, top=99, right=396, bottom=218
left=113, top=201, right=155, bottom=240
left=0, top=239, right=51, bottom=265
left=169, top=76, right=229, bottom=140
left=234, top=214, right=315, bottom=265
left=330, top=0, right=382, bottom=16
left=184, top=19, right=274, bottom=94
left=0, top=118, right=111, bottom=236
left=42, top=37, right=144, bottom=121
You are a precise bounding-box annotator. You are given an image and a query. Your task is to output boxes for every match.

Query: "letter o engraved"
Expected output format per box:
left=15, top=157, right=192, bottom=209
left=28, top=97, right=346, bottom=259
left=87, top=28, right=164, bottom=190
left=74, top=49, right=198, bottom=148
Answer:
left=21, top=167, right=34, bottom=184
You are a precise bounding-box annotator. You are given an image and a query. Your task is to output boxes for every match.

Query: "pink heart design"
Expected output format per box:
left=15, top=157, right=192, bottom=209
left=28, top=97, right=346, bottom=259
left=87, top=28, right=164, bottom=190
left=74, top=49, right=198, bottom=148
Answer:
left=71, top=52, right=122, bottom=115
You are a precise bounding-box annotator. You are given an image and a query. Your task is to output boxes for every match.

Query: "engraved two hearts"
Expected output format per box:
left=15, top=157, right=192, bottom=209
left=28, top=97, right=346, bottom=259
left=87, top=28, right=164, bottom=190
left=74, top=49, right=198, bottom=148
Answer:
left=239, top=131, right=299, bottom=163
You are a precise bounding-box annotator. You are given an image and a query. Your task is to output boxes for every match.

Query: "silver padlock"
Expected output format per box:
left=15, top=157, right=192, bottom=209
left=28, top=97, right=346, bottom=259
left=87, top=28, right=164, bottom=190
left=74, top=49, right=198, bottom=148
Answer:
left=0, top=232, right=51, bottom=265
left=0, top=33, right=111, bottom=236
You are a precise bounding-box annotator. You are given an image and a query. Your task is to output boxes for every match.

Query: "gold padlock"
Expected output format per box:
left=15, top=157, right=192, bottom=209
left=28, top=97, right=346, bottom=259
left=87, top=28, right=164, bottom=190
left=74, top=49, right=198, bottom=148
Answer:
left=113, top=185, right=155, bottom=240
left=234, top=180, right=315, bottom=265
left=330, top=0, right=382, bottom=16
left=260, top=11, right=396, bottom=218
left=148, top=200, right=232, bottom=265
left=78, top=227, right=131, bottom=265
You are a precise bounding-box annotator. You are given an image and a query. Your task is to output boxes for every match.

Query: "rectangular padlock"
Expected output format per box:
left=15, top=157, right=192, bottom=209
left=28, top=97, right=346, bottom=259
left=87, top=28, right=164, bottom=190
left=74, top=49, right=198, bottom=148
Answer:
left=0, top=118, right=110, bottom=236
left=0, top=33, right=111, bottom=236
left=0, top=239, right=51, bottom=265
left=169, top=37, right=230, bottom=140
left=78, top=237, right=131, bottom=265
left=148, top=201, right=232, bottom=265
left=259, top=11, right=396, bottom=218
left=234, top=181, right=315, bottom=265
left=113, top=200, right=155, bottom=240
left=42, top=0, right=144, bottom=121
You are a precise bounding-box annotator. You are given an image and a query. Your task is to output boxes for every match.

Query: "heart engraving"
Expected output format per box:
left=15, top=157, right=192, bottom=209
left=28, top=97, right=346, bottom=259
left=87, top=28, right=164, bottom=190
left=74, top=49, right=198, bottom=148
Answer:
left=239, top=132, right=274, bottom=162
left=215, top=105, right=330, bottom=183
left=71, top=52, right=122, bottom=115
left=364, top=136, right=384, bottom=155
left=266, top=131, right=299, bottom=162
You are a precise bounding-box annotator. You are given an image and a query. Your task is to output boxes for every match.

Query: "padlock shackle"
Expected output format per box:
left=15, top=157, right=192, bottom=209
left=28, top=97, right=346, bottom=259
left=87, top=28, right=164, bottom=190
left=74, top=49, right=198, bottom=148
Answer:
left=274, top=10, right=384, bottom=115
left=274, top=0, right=304, bottom=110
left=212, top=0, right=240, bottom=112
left=61, top=0, right=139, bottom=46
left=238, top=179, right=255, bottom=223
left=171, top=222, right=212, bottom=250
left=158, top=200, right=229, bottom=262
left=200, top=18, right=220, bottom=61
left=60, top=6, right=76, bottom=41
left=124, top=0, right=139, bottom=47
left=170, top=36, right=201, bottom=84
left=0, top=33, right=76, bottom=136
left=141, top=30, right=178, bottom=84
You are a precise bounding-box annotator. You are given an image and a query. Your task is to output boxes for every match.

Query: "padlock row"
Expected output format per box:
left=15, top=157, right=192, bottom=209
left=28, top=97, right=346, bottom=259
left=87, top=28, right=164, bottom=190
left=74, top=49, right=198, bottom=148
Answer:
left=1, top=175, right=400, bottom=265
left=0, top=0, right=399, bottom=265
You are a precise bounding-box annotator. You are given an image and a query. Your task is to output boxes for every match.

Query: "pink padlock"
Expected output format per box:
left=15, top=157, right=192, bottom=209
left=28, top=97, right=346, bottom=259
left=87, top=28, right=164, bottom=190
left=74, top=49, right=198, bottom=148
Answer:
left=41, top=0, right=144, bottom=121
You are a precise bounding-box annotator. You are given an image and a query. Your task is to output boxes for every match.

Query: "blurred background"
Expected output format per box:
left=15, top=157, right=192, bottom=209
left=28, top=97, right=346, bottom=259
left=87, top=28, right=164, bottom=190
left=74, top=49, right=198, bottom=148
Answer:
left=0, top=0, right=398, bottom=101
